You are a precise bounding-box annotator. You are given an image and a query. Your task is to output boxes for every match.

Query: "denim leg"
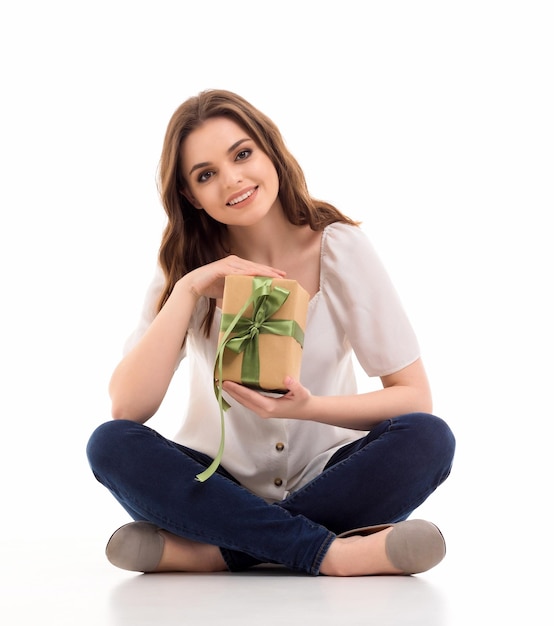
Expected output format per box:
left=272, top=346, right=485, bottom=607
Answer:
left=277, top=413, right=456, bottom=534
left=86, top=420, right=334, bottom=575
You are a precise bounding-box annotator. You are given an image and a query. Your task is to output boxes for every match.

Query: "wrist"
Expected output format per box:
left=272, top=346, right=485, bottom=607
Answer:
left=176, top=273, right=202, bottom=301
left=300, top=393, right=320, bottom=421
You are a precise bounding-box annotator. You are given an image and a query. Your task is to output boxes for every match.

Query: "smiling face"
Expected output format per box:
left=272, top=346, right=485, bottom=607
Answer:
left=180, top=116, right=281, bottom=228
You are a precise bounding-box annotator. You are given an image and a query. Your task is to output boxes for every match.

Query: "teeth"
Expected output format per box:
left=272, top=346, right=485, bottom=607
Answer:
left=228, top=189, right=254, bottom=206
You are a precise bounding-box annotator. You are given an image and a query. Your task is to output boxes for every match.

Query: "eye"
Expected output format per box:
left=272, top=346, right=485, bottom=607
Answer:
left=197, top=170, right=214, bottom=183
left=235, top=148, right=252, bottom=161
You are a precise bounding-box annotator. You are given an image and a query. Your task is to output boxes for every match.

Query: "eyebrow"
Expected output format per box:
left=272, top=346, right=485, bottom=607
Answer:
left=188, top=138, right=251, bottom=176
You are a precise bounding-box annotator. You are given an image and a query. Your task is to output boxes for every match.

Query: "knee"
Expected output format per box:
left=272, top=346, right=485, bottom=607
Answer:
left=85, top=419, right=139, bottom=475
left=403, top=412, right=456, bottom=473
left=416, top=412, right=455, bottom=449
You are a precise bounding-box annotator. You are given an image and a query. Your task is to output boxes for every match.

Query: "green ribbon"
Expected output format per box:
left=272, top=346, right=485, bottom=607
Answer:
left=195, top=276, right=305, bottom=482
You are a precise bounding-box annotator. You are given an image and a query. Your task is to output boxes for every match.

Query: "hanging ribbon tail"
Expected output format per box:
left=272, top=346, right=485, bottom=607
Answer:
left=195, top=346, right=227, bottom=482
left=195, top=278, right=274, bottom=482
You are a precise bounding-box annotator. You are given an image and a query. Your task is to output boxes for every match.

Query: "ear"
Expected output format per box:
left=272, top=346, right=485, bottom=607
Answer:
left=180, top=187, right=203, bottom=210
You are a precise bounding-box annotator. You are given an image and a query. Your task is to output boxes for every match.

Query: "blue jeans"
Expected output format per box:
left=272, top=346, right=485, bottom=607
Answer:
left=86, top=413, right=455, bottom=575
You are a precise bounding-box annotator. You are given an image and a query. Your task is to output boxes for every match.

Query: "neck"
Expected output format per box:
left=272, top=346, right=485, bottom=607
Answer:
left=227, top=213, right=301, bottom=266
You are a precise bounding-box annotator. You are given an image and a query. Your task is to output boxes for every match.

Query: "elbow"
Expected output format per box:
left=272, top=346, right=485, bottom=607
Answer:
left=109, top=389, right=129, bottom=420
left=110, top=398, right=153, bottom=423
left=420, top=397, right=433, bottom=415
left=417, top=385, right=433, bottom=415
left=110, top=401, right=134, bottom=421
left=111, top=404, right=131, bottom=421
left=109, top=381, right=152, bottom=422
left=399, top=381, right=432, bottom=416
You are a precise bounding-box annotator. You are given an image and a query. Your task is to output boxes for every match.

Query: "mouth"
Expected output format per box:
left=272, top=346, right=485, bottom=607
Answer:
left=226, top=186, right=258, bottom=207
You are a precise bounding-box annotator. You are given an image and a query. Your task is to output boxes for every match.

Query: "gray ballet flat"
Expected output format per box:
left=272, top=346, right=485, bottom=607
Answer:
left=337, top=519, right=446, bottom=574
left=105, top=521, right=165, bottom=572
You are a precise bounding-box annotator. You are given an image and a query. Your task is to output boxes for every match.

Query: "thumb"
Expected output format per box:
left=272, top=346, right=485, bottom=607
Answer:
left=283, top=376, right=297, bottom=391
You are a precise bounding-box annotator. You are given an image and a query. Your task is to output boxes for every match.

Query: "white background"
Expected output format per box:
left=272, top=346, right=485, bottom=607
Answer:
left=1, top=0, right=552, bottom=622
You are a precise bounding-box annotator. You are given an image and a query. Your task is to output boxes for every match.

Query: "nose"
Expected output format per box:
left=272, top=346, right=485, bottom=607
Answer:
left=222, top=164, right=242, bottom=187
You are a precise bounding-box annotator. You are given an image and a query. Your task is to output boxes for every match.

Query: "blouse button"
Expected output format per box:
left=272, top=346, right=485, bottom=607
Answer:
left=275, top=442, right=285, bottom=452
left=274, top=478, right=283, bottom=487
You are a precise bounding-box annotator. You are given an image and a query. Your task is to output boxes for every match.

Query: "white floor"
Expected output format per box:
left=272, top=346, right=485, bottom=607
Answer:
left=1, top=528, right=549, bottom=625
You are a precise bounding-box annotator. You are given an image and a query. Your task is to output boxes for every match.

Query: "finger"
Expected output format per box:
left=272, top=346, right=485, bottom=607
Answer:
left=221, top=381, right=259, bottom=405
left=283, top=376, right=294, bottom=389
left=282, top=376, right=299, bottom=396
left=224, top=256, right=286, bottom=277
left=222, top=382, right=276, bottom=415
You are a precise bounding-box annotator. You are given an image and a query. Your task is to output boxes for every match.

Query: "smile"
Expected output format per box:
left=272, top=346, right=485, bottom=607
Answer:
left=226, top=187, right=257, bottom=206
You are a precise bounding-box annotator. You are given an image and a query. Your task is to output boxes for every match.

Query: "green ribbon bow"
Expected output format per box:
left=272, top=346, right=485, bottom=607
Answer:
left=195, top=276, right=305, bottom=482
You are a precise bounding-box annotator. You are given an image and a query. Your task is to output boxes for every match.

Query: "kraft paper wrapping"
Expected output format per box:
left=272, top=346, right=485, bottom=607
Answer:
left=196, top=275, right=309, bottom=482
left=217, top=275, right=309, bottom=392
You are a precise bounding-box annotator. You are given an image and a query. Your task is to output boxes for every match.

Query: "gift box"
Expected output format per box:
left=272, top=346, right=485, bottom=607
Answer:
left=216, top=275, right=309, bottom=393
left=197, top=275, right=309, bottom=482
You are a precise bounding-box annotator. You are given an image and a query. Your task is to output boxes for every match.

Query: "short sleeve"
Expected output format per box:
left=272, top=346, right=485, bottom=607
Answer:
left=320, top=223, right=420, bottom=376
left=122, top=264, right=166, bottom=355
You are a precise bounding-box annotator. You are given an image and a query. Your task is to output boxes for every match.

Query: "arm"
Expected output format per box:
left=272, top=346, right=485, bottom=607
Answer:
left=109, top=276, right=198, bottom=422
left=109, top=256, right=286, bottom=423
left=222, top=357, right=432, bottom=431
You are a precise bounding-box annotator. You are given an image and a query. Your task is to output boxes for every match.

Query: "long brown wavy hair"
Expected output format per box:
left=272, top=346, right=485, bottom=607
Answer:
left=157, top=89, right=359, bottom=335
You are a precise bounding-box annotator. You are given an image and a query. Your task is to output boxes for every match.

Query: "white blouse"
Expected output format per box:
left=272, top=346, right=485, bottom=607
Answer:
left=124, top=222, right=420, bottom=503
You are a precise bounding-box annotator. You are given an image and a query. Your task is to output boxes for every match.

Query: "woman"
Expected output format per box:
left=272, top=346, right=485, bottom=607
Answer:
left=86, top=89, right=455, bottom=576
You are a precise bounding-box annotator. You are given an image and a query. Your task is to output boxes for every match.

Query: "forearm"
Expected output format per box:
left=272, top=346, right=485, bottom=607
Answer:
left=222, top=359, right=433, bottom=431
left=304, top=383, right=433, bottom=431
left=109, top=278, right=200, bottom=423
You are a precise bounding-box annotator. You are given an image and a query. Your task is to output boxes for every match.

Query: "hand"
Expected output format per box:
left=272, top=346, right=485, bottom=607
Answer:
left=181, top=255, right=286, bottom=300
left=222, top=376, right=312, bottom=420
